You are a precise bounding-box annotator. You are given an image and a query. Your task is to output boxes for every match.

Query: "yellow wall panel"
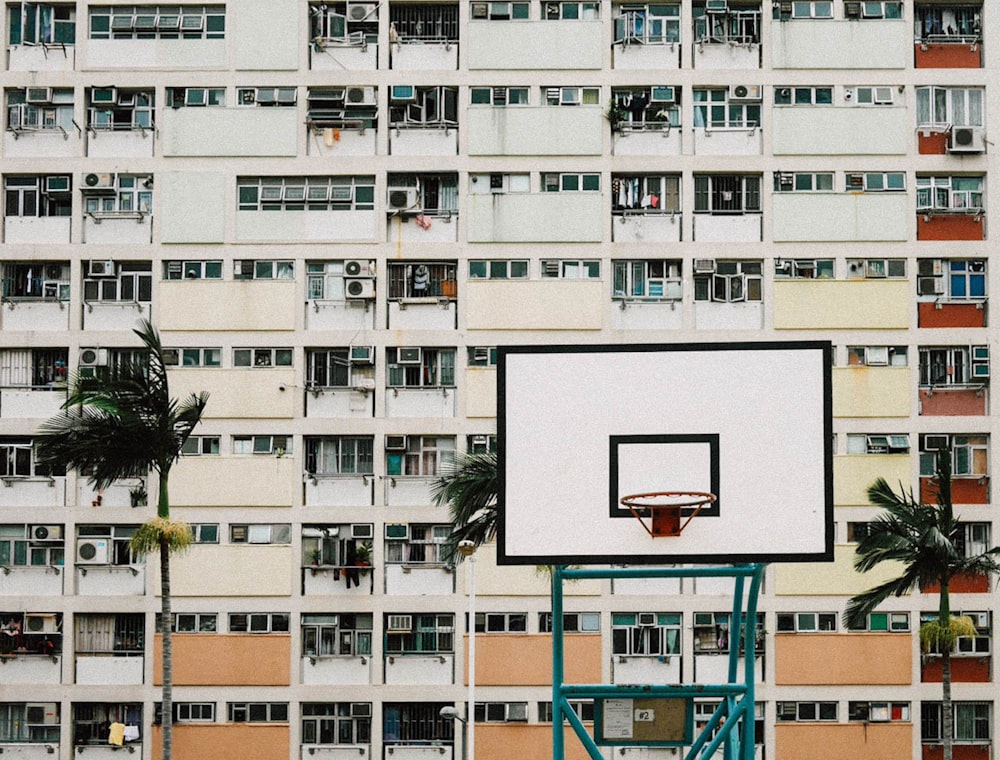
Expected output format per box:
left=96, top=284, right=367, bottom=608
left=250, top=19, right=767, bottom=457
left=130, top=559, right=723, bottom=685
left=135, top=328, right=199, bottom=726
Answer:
left=773, top=280, right=909, bottom=329
left=470, top=543, right=601, bottom=597
left=159, top=281, right=297, bottom=331
left=832, top=367, right=910, bottom=418
left=835, top=455, right=912, bottom=506
left=465, top=368, right=497, bottom=418
left=774, top=545, right=906, bottom=596
left=171, top=456, right=299, bottom=507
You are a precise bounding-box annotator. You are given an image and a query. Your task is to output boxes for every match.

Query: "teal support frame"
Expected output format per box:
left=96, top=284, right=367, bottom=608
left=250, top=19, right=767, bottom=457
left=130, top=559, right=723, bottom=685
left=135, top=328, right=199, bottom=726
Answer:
left=551, top=564, right=766, bottom=760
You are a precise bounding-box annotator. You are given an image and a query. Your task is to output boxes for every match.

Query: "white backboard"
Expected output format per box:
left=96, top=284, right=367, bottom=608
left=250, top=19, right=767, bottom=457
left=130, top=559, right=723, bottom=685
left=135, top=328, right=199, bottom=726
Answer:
left=498, top=342, right=833, bottom=565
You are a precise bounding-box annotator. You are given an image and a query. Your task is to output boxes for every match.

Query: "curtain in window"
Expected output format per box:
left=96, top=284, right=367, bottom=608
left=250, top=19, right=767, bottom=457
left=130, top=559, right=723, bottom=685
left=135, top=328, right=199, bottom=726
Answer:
left=692, top=90, right=706, bottom=128
left=76, top=614, right=115, bottom=653
left=0, top=349, right=32, bottom=387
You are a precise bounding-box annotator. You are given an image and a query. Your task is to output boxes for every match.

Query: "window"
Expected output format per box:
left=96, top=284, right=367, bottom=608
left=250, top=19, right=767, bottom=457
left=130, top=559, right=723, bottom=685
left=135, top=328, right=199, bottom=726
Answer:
left=846, top=434, right=910, bottom=454
left=613, top=175, right=680, bottom=213
left=612, top=613, right=681, bottom=656
left=541, top=260, right=600, bottom=279
left=383, top=703, right=454, bottom=744
left=1, top=438, right=64, bottom=478
left=920, top=434, right=988, bottom=477
left=75, top=613, right=143, bottom=654
left=849, top=702, right=910, bottom=722
left=233, top=348, right=293, bottom=368
left=0, top=347, right=69, bottom=388
left=776, top=702, right=838, bottom=721
left=856, top=1, right=902, bottom=18
left=385, top=613, right=454, bottom=653
left=0, top=526, right=65, bottom=569
left=917, top=176, right=984, bottom=212
left=475, top=702, right=528, bottom=722
left=467, top=434, right=496, bottom=455
left=774, top=86, right=833, bottom=105
left=172, top=703, right=215, bottom=723
left=163, top=260, right=222, bottom=280
left=384, top=524, right=452, bottom=564
left=475, top=613, right=527, bottom=633
left=471, top=2, right=530, bottom=20
left=311, top=1, right=377, bottom=43
left=544, top=2, right=598, bottom=19
left=470, top=86, right=530, bottom=106
left=922, top=702, right=991, bottom=742
left=180, top=436, right=220, bottom=455
left=189, top=524, right=219, bottom=543
left=71, top=703, right=142, bottom=747
left=387, top=348, right=455, bottom=388
left=787, top=2, right=833, bottom=18
left=87, top=89, right=154, bottom=130
left=160, top=612, right=217, bottom=632
left=846, top=346, right=907, bottom=367
left=302, top=526, right=372, bottom=569
left=387, top=262, right=458, bottom=299
left=915, top=5, right=981, bottom=42
left=916, top=87, right=984, bottom=129
left=4, top=177, right=72, bottom=218
left=301, top=613, right=373, bottom=657
left=543, top=86, right=600, bottom=106
left=8, top=2, right=76, bottom=45
left=694, top=4, right=760, bottom=43
left=83, top=174, right=153, bottom=217
left=166, top=87, right=225, bottom=107
left=302, top=703, right=372, bottom=745
left=843, top=172, right=904, bottom=192
left=6, top=88, right=75, bottom=134
left=305, top=437, right=374, bottom=476
left=233, top=260, right=293, bottom=280
left=166, top=348, right=221, bottom=368
left=306, top=348, right=361, bottom=388
left=956, top=525, right=993, bottom=561
left=389, top=86, right=457, bottom=128
left=0, top=702, right=60, bottom=743
left=83, top=261, right=152, bottom=304
left=228, top=613, right=290, bottom=633
left=390, top=3, right=458, bottom=41
left=539, top=612, right=601, bottom=633
left=386, top=436, right=455, bottom=477
left=229, top=524, right=292, bottom=545
left=919, top=346, right=989, bottom=386
left=773, top=172, right=834, bottom=193
left=467, top=349, right=498, bottom=368
left=236, top=86, right=296, bottom=107
left=538, top=701, right=594, bottom=723
left=469, top=260, right=529, bottom=279
left=89, top=5, right=225, bottom=39
left=693, top=89, right=760, bottom=129
left=613, top=260, right=682, bottom=300
left=542, top=173, right=600, bottom=192
left=847, top=610, right=910, bottom=632
left=846, top=258, right=906, bottom=279
left=693, top=260, right=762, bottom=303
left=238, top=176, right=375, bottom=211
left=774, top=259, right=834, bottom=279
left=613, top=3, right=680, bottom=45
left=847, top=86, right=895, bottom=106
left=609, top=88, right=680, bottom=130
left=776, top=612, right=837, bottom=632
left=693, top=612, right=764, bottom=653
left=694, top=175, right=761, bottom=214
left=227, top=703, right=288, bottom=723
left=917, top=259, right=986, bottom=300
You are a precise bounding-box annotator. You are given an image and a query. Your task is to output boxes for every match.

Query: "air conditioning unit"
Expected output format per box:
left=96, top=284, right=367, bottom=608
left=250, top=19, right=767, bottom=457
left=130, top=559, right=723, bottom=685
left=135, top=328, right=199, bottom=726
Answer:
left=729, top=84, right=762, bottom=102
left=347, top=2, right=377, bottom=21
left=847, top=172, right=865, bottom=189
left=345, top=259, right=373, bottom=277
left=923, top=435, right=949, bottom=451
left=32, top=525, right=63, bottom=541
left=79, top=347, right=109, bottom=367
left=385, top=523, right=409, bottom=540
left=351, top=524, right=374, bottom=539
left=693, top=259, right=716, bottom=273
left=949, top=126, right=986, bottom=154
left=638, top=613, right=657, bottom=626
left=388, top=187, right=419, bottom=211
left=25, top=614, right=59, bottom=634
left=345, top=86, right=377, bottom=106
left=26, top=87, right=53, bottom=104
left=471, top=2, right=489, bottom=19
left=777, top=172, right=794, bottom=189
left=390, top=85, right=417, bottom=103
left=26, top=703, right=59, bottom=725
left=385, top=435, right=407, bottom=451
left=472, top=435, right=489, bottom=447
left=351, top=703, right=372, bottom=717
left=507, top=703, right=528, bottom=721
left=88, top=260, right=116, bottom=277
left=83, top=172, right=115, bottom=189
left=705, top=0, right=728, bottom=12
left=76, top=538, right=110, bottom=564
left=844, top=1, right=861, bottom=18
left=161, top=348, right=180, bottom=366
left=349, top=345, right=375, bottom=364
left=397, top=347, right=422, bottom=364
left=45, top=175, right=71, bottom=193
left=918, top=276, right=945, bottom=296
left=345, top=278, right=375, bottom=299
left=355, top=377, right=376, bottom=392
left=387, top=614, right=412, bottom=632
left=649, top=86, right=676, bottom=104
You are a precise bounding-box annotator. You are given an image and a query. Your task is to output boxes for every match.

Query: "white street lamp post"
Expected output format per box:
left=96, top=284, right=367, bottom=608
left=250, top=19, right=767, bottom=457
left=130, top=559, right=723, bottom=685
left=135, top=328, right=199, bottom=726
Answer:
left=458, top=540, right=476, bottom=760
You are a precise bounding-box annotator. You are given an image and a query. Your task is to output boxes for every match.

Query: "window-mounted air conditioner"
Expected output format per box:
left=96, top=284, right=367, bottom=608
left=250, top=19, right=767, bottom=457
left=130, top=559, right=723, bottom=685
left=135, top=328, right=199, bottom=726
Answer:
left=397, top=347, right=422, bottom=364
left=345, top=259, right=374, bottom=277
left=948, top=126, right=986, bottom=154
left=387, top=614, right=412, bottom=632
left=473, top=347, right=490, bottom=362
left=693, top=259, right=716, bottom=273
left=385, top=522, right=409, bottom=539
left=388, top=187, right=419, bottom=211
left=972, top=345, right=990, bottom=363
left=777, top=172, right=794, bottom=189
left=917, top=276, right=945, bottom=296
left=25, top=614, right=59, bottom=634
left=844, top=1, right=861, bottom=18
left=79, top=347, right=109, bottom=367
left=638, top=613, right=657, bottom=626
left=923, top=435, right=949, bottom=451
left=161, top=348, right=180, bottom=366
left=345, top=278, right=375, bottom=299
left=471, top=2, right=489, bottom=19
left=350, top=345, right=375, bottom=364
left=32, top=525, right=63, bottom=541
left=345, top=86, right=377, bottom=107
left=351, top=524, right=374, bottom=539
left=385, top=435, right=407, bottom=451
left=968, top=611, right=989, bottom=628
left=472, top=435, right=489, bottom=447
left=76, top=538, right=110, bottom=564
left=650, top=86, right=676, bottom=104
left=729, top=84, right=762, bottom=102
left=705, top=0, right=728, bottom=13
left=26, top=87, right=53, bottom=104
left=347, top=2, right=377, bottom=21
left=45, top=175, right=71, bottom=194
left=88, top=260, right=116, bottom=277
left=351, top=703, right=373, bottom=717
left=390, top=85, right=417, bottom=103
left=507, top=703, right=528, bottom=721
left=26, top=703, right=59, bottom=725
left=83, top=172, right=116, bottom=190
left=847, top=173, right=865, bottom=189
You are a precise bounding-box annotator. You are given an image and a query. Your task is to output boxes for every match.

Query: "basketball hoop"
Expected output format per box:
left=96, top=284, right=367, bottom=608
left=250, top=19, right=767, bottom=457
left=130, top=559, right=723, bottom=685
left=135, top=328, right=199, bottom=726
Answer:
left=620, top=491, right=717, bottom=538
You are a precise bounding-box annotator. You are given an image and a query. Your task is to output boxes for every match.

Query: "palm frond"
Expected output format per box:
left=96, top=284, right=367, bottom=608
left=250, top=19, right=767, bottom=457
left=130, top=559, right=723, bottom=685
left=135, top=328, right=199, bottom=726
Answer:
left=130, top=517, right=194, bottom=557
left=431, top=451, right=499, bottom=563
left=843, top=570, right=921, bottom=629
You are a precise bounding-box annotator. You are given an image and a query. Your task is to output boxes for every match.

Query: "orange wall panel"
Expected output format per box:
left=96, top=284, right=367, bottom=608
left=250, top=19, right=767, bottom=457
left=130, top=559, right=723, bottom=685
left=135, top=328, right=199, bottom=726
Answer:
left=475, top=723, right=595, bottom=760
left=918, top=132, right=949, bottom=155
left=152, top=724, right=289, bottom=760
left=914, top=43, right=983, bottom=69
left=776, top=723, right=911, bottom=760
left=919, top=478, right=988, bottom=505
left=918, top=302, right=987, bottom=328
left=917, top=215, right=984, bottom=241
left=920, top=388, right=987, bottom=416
left=775, top=634, right=911, bottom=685
left=921, top=656, right=990, bottom=682
left=921, top=572, right=990, bottom=595
left=924, top=743, right=991, bottom=760
left=153, top=634, right=290, bottom=686
left=466, top=634, right=601, bottom=685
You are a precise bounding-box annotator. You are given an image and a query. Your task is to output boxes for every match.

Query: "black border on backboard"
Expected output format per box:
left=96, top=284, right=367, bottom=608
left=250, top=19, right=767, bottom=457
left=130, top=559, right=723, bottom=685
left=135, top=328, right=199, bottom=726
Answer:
left=496, top=340, right=835, bottom=566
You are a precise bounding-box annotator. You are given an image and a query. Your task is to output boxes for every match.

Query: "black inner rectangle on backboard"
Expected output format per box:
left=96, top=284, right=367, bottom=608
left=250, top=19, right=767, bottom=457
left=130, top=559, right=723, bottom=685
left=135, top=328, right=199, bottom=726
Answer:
left=609, top=434, right=721, bottom=519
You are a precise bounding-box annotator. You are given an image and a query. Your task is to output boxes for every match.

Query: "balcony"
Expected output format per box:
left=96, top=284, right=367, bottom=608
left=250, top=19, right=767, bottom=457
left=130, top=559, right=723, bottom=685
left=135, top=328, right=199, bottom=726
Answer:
left=82, top=212, right=152, bottom=245
left=301, top=652, right=372, bottom=685
left=0, top=387, right=65, bottom=419
left=75, top=653, right=144, bottom=685
left=3, top=216, right=71, bottom=245
left=918, top=212, right=985, bottom=241
left=76, top=563, right=146, bottom=596
left=385, top=564, right=454, bottom=595
left=0, top=477, right=66, bottom=508
left=384, top=652, right=454, bottom=685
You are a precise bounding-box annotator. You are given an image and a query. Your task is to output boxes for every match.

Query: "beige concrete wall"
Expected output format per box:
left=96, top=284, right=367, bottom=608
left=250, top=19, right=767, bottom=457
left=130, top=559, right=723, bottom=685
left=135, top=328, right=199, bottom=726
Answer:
left=171, top=456, right=300, bottom=507
left=232, top=0, right=299, bottom=70
left=159, top=172, right=226, bottom=243
left=169, top=368, right=296, bottom=419
left=465, top=368, right=497, bottom=418
left=161, top=108, right=299, bottom=156
left=465, top=281, right=603, bottom=330
left=771, top=19, right=909, bottom=69
left=834, top=455, right=913, bottom=506
left=466, top=106, right=604, bottom=155
left=166, top=544, right=293, bottom=596
left=832, top=367, right=911, bottom=418
left=159, top=281, right=297, bottom=331
left=772, top=107, right=908, bottom=155
left=467, top=21, right=603, bottom=69
left=773, top=280, right=909, bottom=329
left=772, top=194, right=909, bottom=241
left=466, top=193, right=604, bottom=242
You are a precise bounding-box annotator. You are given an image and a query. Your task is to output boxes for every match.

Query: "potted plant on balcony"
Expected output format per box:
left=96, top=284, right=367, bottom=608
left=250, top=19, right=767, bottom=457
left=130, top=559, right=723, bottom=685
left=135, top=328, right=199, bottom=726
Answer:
left=354, top=541, right=372, bottom=570
left=129, top=484, right=148, bottom=508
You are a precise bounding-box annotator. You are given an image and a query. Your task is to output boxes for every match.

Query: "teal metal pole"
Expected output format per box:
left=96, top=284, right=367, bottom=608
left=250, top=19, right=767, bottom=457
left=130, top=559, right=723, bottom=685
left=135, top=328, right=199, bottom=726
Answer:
left=552, top=565, right=565, bottom=760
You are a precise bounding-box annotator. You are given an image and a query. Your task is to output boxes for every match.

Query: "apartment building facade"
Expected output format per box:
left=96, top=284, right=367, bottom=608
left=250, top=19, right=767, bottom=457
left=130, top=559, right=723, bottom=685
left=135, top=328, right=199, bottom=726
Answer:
left=0, top=1, right=996, bottom=759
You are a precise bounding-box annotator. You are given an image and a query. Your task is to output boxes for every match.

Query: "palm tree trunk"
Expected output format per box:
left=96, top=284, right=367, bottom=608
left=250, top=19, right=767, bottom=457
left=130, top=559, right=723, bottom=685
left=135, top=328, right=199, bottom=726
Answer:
left=160, top=535, right=173, bottom=760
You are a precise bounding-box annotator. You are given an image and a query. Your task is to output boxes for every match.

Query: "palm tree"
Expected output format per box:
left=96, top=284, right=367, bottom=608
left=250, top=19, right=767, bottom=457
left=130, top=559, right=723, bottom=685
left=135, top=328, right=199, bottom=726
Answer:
left=845, top=447, right=1000, bottom=760
left=431, top=450, right=498, bottom=563
left=36, top=319, right=208, bottom=760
